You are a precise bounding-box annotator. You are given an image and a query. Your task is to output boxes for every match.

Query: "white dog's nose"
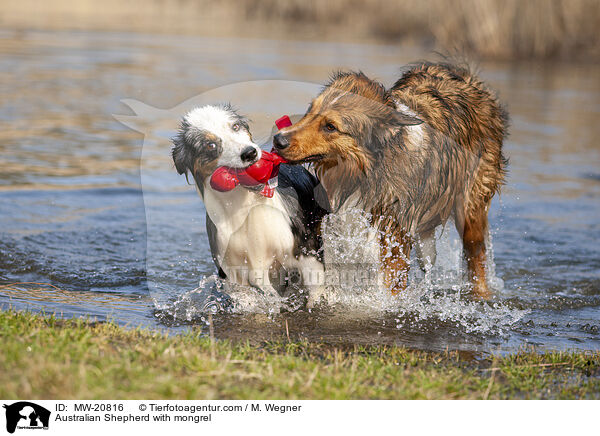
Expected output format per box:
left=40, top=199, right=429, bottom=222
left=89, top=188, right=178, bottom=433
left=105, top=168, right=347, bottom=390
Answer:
left=240, top=146, right=258, bottom=163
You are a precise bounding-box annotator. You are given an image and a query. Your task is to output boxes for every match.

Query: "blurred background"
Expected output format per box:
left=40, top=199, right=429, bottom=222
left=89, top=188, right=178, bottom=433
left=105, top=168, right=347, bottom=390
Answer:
left=2, top=0, right=600, bottom=60
left=0, top=0, right=599, bottom=352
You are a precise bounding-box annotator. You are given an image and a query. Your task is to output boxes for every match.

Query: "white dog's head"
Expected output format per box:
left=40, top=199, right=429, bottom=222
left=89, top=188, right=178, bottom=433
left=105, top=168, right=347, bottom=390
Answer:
left=171, top=104, right=262, bottom=185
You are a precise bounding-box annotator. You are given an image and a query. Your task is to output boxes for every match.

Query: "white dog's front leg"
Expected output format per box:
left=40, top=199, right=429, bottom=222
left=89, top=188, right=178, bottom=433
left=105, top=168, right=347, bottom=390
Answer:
left=416, top=230, right=437, bottom=272
left=247, top=264, right=280, bottom=299
left=296, top=255, right=326, bottom=309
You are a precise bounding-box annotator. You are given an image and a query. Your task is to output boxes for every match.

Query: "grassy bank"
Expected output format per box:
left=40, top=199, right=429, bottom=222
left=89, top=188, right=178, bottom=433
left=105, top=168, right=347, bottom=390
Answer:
left=0, top=310, right=598, bottom=399
left=1, top=0, right=599, bottom=61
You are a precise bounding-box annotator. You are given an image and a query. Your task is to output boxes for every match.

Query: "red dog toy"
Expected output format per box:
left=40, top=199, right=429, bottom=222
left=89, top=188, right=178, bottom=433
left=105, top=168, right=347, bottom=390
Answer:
left=210, top=115, right=292, bottom=197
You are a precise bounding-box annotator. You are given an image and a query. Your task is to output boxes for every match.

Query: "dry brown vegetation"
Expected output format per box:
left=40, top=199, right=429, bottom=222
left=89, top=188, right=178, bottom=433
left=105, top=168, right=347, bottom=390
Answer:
left=1, top=0, right=599, bottom=61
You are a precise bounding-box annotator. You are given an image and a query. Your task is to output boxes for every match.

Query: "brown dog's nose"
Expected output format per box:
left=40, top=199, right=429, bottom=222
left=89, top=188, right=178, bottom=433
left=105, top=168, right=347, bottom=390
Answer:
left=273, top=133, right=289, bottom=150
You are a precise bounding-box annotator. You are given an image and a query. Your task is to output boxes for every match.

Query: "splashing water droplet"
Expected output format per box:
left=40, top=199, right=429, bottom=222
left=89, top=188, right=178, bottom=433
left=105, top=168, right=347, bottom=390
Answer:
left=156, top=208, right=527, bottom=336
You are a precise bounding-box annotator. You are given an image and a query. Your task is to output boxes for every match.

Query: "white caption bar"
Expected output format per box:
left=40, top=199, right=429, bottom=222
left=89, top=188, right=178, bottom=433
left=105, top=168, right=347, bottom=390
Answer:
left=0, top=400, right=596, bottom=435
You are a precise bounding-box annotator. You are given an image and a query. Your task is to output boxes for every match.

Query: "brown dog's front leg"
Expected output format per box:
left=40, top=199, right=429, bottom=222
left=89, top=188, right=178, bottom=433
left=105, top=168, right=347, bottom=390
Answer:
left=379, top=230, right=412, bottom=295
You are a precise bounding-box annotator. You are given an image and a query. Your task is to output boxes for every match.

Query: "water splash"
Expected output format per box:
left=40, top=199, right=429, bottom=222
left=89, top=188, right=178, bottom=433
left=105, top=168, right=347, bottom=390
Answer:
left=316, top=208, right=527, bottom=335
left=154, top=275, right=296, bottom=324
left=156, top=207, right=527, bottom=336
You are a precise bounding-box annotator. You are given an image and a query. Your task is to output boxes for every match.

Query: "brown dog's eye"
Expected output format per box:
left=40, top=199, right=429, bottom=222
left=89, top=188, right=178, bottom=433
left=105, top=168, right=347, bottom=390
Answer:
left=207, top=142, right=217, bottom=150
left=324, top=122, right=337, bottom=132
left=232, top=123, right=240, bottom=132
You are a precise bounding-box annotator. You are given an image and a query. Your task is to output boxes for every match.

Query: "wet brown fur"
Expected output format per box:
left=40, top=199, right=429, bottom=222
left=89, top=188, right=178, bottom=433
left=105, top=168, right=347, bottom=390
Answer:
left=276, top=62, right=508, bottom=298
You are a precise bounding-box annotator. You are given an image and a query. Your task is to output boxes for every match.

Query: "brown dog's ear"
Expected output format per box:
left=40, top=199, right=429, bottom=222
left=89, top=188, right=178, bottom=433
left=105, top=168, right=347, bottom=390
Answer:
left=384, top=110, right=423, bottom=139
left=393, top=110, right=422, bottom=126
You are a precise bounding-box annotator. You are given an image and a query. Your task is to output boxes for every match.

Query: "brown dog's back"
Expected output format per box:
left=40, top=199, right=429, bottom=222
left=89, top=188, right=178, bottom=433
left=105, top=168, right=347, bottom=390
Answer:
left=391, top=62, right=508, bottom=220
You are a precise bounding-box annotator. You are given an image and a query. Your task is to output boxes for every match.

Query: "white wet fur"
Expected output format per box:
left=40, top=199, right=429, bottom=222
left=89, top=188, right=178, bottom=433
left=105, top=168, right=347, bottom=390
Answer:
left=189, top=106, right=324, bottom=304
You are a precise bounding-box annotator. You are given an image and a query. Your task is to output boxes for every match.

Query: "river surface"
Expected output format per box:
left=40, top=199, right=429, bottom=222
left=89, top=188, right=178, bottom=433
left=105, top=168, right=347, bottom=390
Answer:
left=1, top=29, right=599, bottom=354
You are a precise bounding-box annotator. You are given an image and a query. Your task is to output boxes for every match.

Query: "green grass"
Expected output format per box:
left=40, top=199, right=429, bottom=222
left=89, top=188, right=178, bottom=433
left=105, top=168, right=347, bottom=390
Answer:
left=1, top=310, right=598, bottom=399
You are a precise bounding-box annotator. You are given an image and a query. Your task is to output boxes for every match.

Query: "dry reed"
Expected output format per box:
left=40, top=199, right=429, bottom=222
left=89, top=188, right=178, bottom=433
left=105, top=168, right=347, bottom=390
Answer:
left=1, top=0, right=598, bottom=60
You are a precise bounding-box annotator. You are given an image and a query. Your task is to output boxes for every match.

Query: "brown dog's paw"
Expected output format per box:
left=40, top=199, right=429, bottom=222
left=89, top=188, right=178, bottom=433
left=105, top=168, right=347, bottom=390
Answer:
left=471, top=280, right=493, bottom=300
left=384, top=268, right=408, bottom=295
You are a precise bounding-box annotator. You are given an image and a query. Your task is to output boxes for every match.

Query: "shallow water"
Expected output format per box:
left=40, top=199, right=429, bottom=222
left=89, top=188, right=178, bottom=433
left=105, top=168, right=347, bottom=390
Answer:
left=1, top=29, right=599, bottom=353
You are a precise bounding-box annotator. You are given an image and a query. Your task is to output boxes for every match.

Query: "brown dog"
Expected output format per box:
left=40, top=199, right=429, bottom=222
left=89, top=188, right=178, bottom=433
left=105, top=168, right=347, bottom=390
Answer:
left=273, top=62, right=508, bottom=299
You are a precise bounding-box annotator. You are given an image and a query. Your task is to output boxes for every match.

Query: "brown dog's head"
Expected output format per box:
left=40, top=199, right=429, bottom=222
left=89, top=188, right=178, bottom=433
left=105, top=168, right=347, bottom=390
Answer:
left=273, top=72, right=422, bottom=173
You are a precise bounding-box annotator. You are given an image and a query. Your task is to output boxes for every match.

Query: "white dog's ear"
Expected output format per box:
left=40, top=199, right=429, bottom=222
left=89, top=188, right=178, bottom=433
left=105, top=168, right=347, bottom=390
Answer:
left=171, top=123, right=192, bottom=176
left=172, top=141, right=188, bottom=175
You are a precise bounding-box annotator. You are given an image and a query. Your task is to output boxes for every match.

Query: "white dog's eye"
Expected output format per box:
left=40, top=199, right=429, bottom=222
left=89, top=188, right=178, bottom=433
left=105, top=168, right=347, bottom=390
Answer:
left=232, top=123, right=240, bottom=132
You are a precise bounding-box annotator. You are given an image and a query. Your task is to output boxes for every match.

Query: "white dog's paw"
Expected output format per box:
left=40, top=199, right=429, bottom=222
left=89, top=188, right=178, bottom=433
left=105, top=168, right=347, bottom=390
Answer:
left=306, top=286, right=327, bottom=310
